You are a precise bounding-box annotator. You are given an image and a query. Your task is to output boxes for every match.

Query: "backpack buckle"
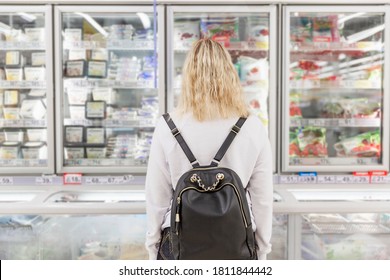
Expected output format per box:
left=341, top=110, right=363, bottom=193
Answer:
left=231, top=125, right=240, bottom=134
left=171, top=127, right=180, bottom=137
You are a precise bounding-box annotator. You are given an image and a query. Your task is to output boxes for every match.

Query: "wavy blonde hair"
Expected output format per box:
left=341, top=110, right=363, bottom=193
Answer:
left=177, top=38, right=249, bottom=121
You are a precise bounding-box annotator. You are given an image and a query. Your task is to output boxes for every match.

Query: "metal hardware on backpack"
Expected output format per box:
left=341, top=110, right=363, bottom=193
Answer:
left=163, top=113, right=256, bottom=260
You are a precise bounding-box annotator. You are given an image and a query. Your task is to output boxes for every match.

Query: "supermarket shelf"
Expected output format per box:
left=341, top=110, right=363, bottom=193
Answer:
left=64, top=79, right=155, bottom=89
left=290, top=118, right=381, bottom=128
left=0, top=41, right=46, bottom=50
left=290, top=41, right=383, bottom=52
left=0, top=159, right=47, bottom=168
left=0, top=119, right=47, bottom=128
left=63, top=40, right=155, bottom=50
left=64, top=158, right=146, bottom=167
left=289, top=157, right=379, bottom=166
left=64, top=118, right=156, bottom=128
left=0, top=81, right=46, bottom=89
left=290, top=80, right=381, bottom=90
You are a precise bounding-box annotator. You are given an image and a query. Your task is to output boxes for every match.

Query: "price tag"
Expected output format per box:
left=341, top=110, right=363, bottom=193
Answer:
left=63, top=173, right=82, bottom=185
left=298, top=176, right=317, bottom=183
left=317, top=175, right=336, bottom=184
left=280, top=175, right=299, bottom=184
left=336, top=175, right=354, bottom=184
left=35, top=176, right=54, bottom=185
left=0, top=177, right=13, bottom=185
left=353, top=176, right=370, bottom=184
left=85, top=175, right=134, bottom=185
left=371, top=175, right=390, bottom=184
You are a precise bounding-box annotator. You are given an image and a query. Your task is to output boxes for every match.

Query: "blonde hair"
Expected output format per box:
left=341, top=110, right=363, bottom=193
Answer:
left=177, top=38, right=249, bottom=121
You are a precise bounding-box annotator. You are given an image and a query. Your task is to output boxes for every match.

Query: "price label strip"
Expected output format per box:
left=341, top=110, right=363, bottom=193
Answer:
left=35, top=176, right=54, bottom=185
left=317, top=175, right=336, bottom=184
left=85, top=175, right=134, bottom=185
left=0, top=177, right=14, bottom=185
left=63, top=173, right=82, bottom=185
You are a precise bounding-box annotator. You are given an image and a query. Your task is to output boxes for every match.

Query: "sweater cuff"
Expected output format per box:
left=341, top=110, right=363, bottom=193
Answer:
left=258, top=253, right=267, bottom=260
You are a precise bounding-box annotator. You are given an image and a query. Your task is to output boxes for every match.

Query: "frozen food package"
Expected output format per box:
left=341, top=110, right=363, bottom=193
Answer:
left=92, top=88, right=116, bottom=105
left=245, top=89, right=268, bottom=128
left=4, top=129, right=24, bottom=142
left=200, top=17, right=239, bottom=45
left=28, top=89, right=46, bottom=97
left=312, top=16, right=334, bottom=42
left=290, top=16, right=312, bottom=42
left=64, top=28, right=82, bottom=42
left=67, top=88, right=89, bottom=105
left=290, top=93, right=302, bottom=119
left=24, top=28, right=45, bottom=42
left=69, top=106, right=85, bottom=120
left=21, top=142, right=47, bottom=160
left=3, top=90, right=19, bottom=107
left=5, top=68, right=23, bottom=81
left=0, top=131, right=4, bottom=143
left=68, top=49, right=87, bottom=60
left=0, top=141, right=21, bottom=159
left=31, top=52, right=46, bottom=66
left=320, top=98, right=381, bottom=119
left=20, top=99, right=46, bottom=119
left=320, top=100, right=345, bottom=118
left=296, top=127, right=328, bottom=157
left=86, top=127, right=106, bottom=145
left=64, top=147, right=85, bottom=160
left=247, top=17, right=269, bottom=46
left=64, top=126, right=84, bottom=144
left=289, top=131, right=301, bottom=157
left=239, top=56, right=269, bottom=82
left=6, top=51, right=20, bottom=66
left=174, top=19, right=200, bottom=48
left=27, top=129, right=47, bottom=142
left=3, top=107, right=20, bottom=120
left=86, top=147, right=107, bottom=159
left=334, top=130, right=381, bottom=158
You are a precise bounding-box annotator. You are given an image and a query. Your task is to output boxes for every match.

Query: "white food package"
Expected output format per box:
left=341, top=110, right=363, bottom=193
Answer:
left=67, top=89, right=89, bottom=105
left=20, top=99, right=46, bottom=119
left=174, top=20, right=200, bottom=49
left=239, top=56, right=269, bottom=82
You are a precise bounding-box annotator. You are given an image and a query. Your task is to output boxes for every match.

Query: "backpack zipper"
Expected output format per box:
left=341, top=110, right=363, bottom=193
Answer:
left=174, top=183, right=248, bottom=235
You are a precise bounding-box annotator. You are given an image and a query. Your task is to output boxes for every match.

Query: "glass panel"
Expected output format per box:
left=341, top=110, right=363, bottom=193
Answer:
left=172, top=12, right=270, bottom=130
left=301, top=213, right=390, bottom=259
left=0, top=214, right=147, bottom=260
left=0, top=12, right=49, bottom=168
left=0, top=191, right=41, bottom=202
left=268, top=214, right=288, bottom=259
left=61, top=12, right=158, bottom=168
left=288, top=12, right=385, bottom=168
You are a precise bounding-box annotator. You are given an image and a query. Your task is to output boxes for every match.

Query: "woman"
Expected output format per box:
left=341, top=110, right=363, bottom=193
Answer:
left=145, top=38, right=273, bottom=260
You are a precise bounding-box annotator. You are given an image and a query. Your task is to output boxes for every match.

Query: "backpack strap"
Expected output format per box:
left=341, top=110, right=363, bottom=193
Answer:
left=163, top=113, right=200, bottom=168
left=210, top=117, right=247, bottom=167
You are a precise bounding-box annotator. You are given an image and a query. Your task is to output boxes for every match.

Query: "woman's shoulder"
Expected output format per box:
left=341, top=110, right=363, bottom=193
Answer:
left=243, top=114, right=267, bottom=134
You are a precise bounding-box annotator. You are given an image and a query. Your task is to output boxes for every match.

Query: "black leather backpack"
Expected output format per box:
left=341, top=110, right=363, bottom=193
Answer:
left=163, top=113, right=256, bottom=260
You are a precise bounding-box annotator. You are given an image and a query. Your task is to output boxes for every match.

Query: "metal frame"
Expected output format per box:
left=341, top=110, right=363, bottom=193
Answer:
left=282, top=5, right=390, bottom=173
left=167, top=5, right=278, bottom=173
left=0, top=5, right=54, bottom=175
left=54, top=5, right=165, bottom=174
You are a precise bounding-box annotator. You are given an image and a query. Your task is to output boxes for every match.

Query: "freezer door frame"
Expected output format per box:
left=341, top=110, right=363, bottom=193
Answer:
left=282, top=5, right=390, bottom=173
left=167, top=5, right=278, bottom=173
left=54, top=5, right=165, bottom=174
left=0, top=5, right=55, bottom=175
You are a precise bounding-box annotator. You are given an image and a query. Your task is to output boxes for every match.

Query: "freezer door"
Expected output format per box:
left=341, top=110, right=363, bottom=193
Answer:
left=167, top=5, right=277, bottom=172
left=55, top=6, right=165, bottom=174
left=0, top=6, right=54, bottom=174
left=283, top=6, right=390, bottom=172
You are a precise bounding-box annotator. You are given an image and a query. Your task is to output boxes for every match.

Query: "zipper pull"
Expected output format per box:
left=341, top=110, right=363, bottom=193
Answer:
left=175, top=213, right=180, bottom=222
left=175, top=197, right=181, bottom=235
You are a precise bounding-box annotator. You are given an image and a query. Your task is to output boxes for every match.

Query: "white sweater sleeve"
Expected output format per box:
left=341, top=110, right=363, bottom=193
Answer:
left=145, top=119, right=172, bottom=260
left=247, top=134, right=273, bottom=260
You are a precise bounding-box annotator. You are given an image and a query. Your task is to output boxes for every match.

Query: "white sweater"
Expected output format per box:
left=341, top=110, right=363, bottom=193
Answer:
left=145, top=112, right=273, bottom=260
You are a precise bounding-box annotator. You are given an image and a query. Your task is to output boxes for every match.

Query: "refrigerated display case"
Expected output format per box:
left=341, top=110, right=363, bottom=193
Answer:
left=0, top=5, right=54, bottom=174
left=274, top=185, right=390, bottom=259
left=283, top=6, right=390, bottom=172
left=55, top=6, right=165, bottom=174
left=167, top=5, right=277, bottom=171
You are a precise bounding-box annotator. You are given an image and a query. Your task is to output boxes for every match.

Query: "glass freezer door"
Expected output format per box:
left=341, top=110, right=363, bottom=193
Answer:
left=283, top=6, right=390, bottom=172
left=55, top=6, right=164, bottom=174
left=167, top=6, right=277, bottom=171
left=0, top=6, right=54, bottom=174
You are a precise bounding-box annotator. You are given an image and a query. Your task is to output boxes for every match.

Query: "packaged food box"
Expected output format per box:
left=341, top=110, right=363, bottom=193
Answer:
left=334, top=130, right=381, bottom=158
left=67, top=89, right=89, bottom=105
left=20, top=99, right=46, bottom=119
left=64, top=147, right=85, bottom=160
left=92, top=88, right=116, bottom=105
left=27, top=129, right=47, bottom=142
left=174, top=19, right=200, bottom=48
left=69, top=106, right=85, bottom=120
left=200, top=17, right=239, bottom=46
left=4, top=129, right=24, bottom=141
left=3, top=108, right=20, bottom=120
left=0, top=141, right=21, bottom=159
left=21, top=142, right=47, bottom=159
left=86, top=147, right=107, bottom=159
